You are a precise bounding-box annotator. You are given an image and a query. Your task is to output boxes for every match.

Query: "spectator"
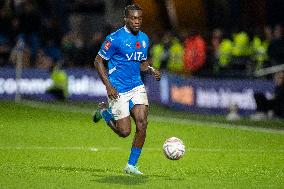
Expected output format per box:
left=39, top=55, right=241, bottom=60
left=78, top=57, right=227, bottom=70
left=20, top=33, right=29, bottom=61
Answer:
left=251, top=71, right=284, bottom=120
left=264, top=25, right=273, bottom=44
left=9, top=35, right=31, bottom=68
left=230, top=31, right=252, bottom=74
left=207, top=28, right=223, bottom=75
left=16, top=0, right=41, bottom=65
left=46, top=64, right=68, bottom=101
left=61, top=31, right=76, bottom=67
left=61, top=31, right=89, bottom=67
left=183, top=30, right=206, bottom=74
left=35, top=38, right=62, bottom=69
left=151, top=32, right=184, bottom=74
left=0, top=34, right=11, bottom=67
left=250, top=29, right=269, bottom=71
left=211, top=29, right=223, bottom=57
left=268, top=24, right=284, bottom=66
left=151, top=32, right=172, bottom=70
left=160, top=32, right=171, bottom=70
left=166, top=37, right=184, bottom=74
left=70, top=32, right=88, bottom=67
left=86, top=31, right=104, bottom=68
left=150, top=34, right=163, bottom=69
left=8, top=16, right=21, bottom=44
left=216, top=37, right=233, bottom=74
left=231, top=31, right=251, bottom=57
left=35, top=48, right=53, bottom=69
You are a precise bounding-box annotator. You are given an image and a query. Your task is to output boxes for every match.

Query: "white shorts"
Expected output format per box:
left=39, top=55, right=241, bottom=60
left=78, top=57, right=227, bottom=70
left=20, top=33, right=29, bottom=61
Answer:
left=108, top=85, right=149, bottom=120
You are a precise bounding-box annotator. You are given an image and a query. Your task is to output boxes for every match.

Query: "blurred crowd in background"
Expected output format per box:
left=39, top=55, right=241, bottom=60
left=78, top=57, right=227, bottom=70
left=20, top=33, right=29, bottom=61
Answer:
left=0, top=0, right=283, bottom=78
left=151, top=25, right=283, bottom=78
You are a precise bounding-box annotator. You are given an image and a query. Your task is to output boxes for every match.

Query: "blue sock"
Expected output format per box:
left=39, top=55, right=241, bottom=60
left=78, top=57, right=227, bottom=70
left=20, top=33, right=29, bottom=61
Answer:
left=101, top=108, right=113, bottom=123
left=128, top=147, right=142, bottom=166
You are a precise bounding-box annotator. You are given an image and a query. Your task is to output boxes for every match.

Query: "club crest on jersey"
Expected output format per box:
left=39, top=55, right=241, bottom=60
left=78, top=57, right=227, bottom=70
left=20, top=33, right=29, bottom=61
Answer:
left=142, top=40, right=146, bottom=48
left=135, top=42, right=141, bottom=49
left=104, top=41, right=111, bottom=50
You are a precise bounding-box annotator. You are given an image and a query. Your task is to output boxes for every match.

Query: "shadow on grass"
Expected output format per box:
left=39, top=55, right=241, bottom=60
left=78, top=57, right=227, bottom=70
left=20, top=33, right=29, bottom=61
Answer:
left=94, top=174, right=184, bottom=185
left=39, top=166, right=183, bottom=185
left=95, top=175, right=148, bottom=185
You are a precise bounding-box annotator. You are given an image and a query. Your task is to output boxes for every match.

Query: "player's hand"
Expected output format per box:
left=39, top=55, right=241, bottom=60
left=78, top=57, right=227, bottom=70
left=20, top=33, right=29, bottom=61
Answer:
left=106, top=85, right=119, bottom=100
left=152, top=69, right=161, bottom=81
left=147, top=66, right=161, bottom=81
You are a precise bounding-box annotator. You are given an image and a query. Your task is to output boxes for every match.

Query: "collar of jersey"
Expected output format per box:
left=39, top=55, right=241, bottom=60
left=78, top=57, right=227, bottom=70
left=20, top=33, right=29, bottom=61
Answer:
left=124, top=25, right=139, bottom=36
left=124, top=25, right=131, bottom=33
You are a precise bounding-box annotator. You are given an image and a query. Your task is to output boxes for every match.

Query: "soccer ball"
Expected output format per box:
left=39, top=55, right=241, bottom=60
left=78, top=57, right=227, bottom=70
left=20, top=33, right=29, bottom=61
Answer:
left=163, top=137, right=185, bottom=160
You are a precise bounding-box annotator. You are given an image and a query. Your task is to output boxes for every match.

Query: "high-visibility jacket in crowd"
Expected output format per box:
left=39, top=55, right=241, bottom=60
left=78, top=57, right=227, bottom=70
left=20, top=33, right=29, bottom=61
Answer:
left=183, top=35, right=206, bottom=72
left=49, top=68, right=68, bottom=97
left=251, top=36, right=268, bottom=70
left=167, top=38, right=184, bottom=72
left=150, top=43, right=164, bottom=69
left=218, top=39, right=233, bottom=67
left=232, top=32, right=251, bottom=57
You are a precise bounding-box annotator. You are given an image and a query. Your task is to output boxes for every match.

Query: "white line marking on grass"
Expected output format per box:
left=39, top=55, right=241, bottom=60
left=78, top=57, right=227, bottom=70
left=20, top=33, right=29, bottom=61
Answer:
left=18, top=100, right=284, bottom=134
left=0, top=146, right=120, bottom=152
left=0, top=146, right=92, bottom=151
left=145, top=147, right=284, bottom=153
left=0, top=146, right=283, bottom=153
left=189, top=148, right=284, bottom=153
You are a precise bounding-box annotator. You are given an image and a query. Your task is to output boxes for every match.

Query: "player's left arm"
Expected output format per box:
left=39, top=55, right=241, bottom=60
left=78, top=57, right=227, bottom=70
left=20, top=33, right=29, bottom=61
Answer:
left=141, top=60, right=161, bottom=81
left=140, top=35, right=160, bottom=81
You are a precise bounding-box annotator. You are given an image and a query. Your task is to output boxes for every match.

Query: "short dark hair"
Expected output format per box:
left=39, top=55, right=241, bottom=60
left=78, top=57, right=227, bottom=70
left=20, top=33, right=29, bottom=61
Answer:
left=124, top=4, right=142, bottom=17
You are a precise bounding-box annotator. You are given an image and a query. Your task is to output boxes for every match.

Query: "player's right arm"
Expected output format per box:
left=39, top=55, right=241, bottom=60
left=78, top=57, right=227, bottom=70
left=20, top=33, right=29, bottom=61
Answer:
left=94, top=55, right=119, bottom=100
left=95, top=33, right=120, bottom=99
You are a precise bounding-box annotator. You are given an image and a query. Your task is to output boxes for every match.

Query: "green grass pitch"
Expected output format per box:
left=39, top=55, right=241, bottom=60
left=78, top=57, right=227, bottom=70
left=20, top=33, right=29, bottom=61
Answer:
left=0, top=100, right=284, bottom=188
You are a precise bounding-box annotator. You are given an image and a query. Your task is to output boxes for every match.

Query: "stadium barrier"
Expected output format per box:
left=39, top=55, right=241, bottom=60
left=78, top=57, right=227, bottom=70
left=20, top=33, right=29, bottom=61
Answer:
left=0, top=68, right=274, bottom=115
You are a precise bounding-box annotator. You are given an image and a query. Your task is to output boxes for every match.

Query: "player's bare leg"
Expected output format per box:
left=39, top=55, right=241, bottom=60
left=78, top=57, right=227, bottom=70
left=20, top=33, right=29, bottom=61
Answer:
left=114, top=117, right=132, bottom=138
left=130, top=104, right=148, bottom=148
left=93, top=102, right=132, bottom=137
left=93, top=102, right=146, bottom=174
left=124, top=104, right=148, bottom=175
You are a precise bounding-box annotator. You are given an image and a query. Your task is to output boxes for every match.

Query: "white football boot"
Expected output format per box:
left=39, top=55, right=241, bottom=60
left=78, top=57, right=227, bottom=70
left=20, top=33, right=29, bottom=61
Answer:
left=124, top=164, right=143, bottom=175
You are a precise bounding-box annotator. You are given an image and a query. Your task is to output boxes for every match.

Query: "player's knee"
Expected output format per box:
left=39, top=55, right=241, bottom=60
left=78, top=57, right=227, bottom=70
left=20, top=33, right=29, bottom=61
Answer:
left=136, top=119, right=147, bottom=134
left=119, top=129, right=131, bottom=138
left=136, top=118, right=147, bottom=128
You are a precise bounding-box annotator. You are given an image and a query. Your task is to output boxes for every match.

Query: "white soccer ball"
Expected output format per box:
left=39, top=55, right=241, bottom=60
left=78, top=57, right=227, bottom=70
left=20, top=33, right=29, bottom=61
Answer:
left=163, top=137, right=185, bottom=160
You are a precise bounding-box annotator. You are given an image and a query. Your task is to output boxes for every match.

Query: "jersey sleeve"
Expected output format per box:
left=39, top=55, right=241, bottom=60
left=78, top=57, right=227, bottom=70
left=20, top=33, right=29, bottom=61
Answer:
left=98, top=34, right=117, bottom=60
left=142, top=35, right=150, bottom=61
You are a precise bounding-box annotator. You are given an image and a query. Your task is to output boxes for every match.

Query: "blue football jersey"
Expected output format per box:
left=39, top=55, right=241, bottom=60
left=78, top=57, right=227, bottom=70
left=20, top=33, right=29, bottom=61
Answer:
left=98, top=26, right=149, bottom=93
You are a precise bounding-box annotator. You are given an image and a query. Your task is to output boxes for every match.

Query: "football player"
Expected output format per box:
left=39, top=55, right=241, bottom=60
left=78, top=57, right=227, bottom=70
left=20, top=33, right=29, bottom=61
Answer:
left=93, top=4, right=160, bottom=174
